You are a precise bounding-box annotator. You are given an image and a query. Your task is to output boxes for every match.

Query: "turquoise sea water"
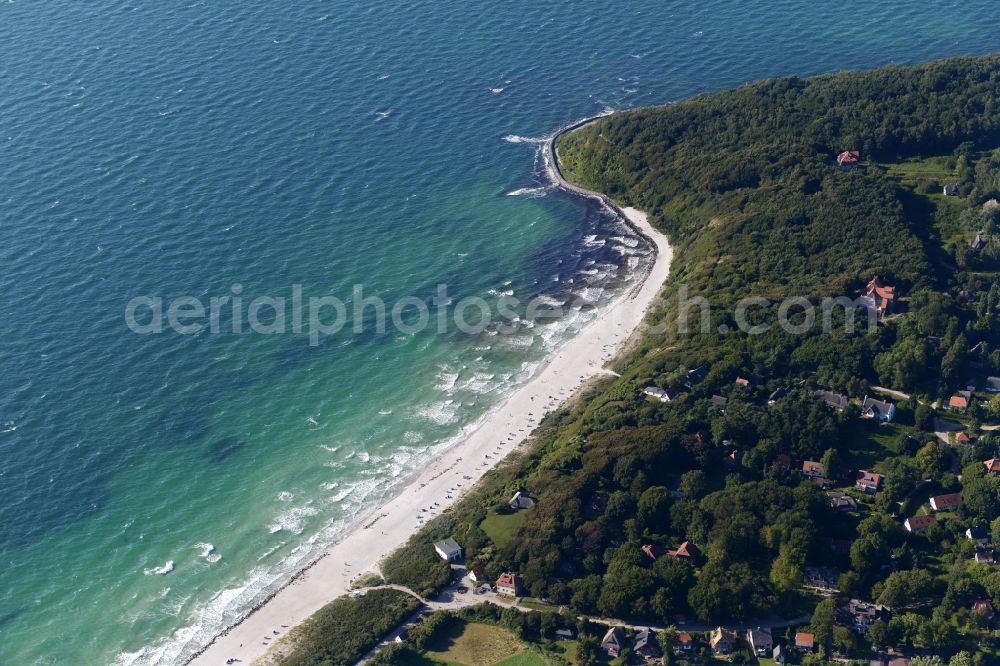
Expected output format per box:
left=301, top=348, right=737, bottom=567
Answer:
left=0, top=0, right=995, bottom=662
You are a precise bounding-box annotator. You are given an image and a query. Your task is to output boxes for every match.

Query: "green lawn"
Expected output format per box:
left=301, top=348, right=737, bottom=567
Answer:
left=480, top=510, right=529, bottom=548
left=880, top=155, right=956, bottom=185
left=494, top=652, right=549, bottom=666
left=517, top=598, right=561, bottom=613
left=551, top=640, right=578, bottom=664
left=424, top=620, right=525, bottom=666
left=843, top=420, right=907, bottom=471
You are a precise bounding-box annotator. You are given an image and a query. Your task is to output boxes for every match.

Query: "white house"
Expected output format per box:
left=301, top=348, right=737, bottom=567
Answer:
left=434, top=537, right=463, bottom=562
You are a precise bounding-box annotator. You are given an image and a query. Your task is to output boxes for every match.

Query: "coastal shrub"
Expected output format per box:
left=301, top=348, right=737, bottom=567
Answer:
left=276, top=588, right=419, bottom=666
left=381, top=537, right=454, bottom=598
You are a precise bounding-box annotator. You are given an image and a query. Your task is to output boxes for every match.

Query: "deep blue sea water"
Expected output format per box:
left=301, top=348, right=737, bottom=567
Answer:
left=0, top=0, right=995, bottom=662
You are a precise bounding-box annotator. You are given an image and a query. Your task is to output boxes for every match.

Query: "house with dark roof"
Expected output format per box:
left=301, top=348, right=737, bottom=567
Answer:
left=844, top=599, right=890, bottom=635
left=904, top=514, right=936, bottom=533
left=929, top=493, right=962, bottom=512
left=768, top=386, right=788, bottom=405
left=601, top=627, right=624, bottom=658
left=944, top=183, right=960, bottom=196
left=987, top=376, right=1000, bottom=393
left=861, top=395, right=896, bottom=422
left=685, top=365, right=707, bottom=388
left=588, top=492, right=609, bottom=516
left=815, top=390, right=849, bottom=411
left=509, top=491, right=536, bottom=510
left=469, top=563, right=488, bottom=583
left=710, top=627, right=736, bottom=654
left=803, top=566, right=841, bottom=592
left=710, top=394, right=728, bottom=410
left=773, top=644, right=787, bottom=663
left=971, top=233, right=987, bottom=251
left=434, top=538, right=463, bottom=562
left=856, top=470, right=882, bottom=494
left=828, top=491, right=858, bottom=512
left=976, top=550, right=996, bottom=564
left=774, top=453, right=792, bottom=475
left=747, top=627, right=773, bottom=656
left=966, top=525, right=990, bottom=547
left=634, top=628, right=661, bottom=661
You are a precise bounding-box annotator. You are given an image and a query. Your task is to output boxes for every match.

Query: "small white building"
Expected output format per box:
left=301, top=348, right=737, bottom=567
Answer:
left=434, top=537, right=463, bottom=562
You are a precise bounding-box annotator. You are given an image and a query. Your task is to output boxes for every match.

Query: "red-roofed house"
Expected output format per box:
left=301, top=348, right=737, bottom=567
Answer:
left=957, top=432, right=972, bottom=444
left=795, top=631, right=815, bottom=652
left=675, top=631, right=693, bottom=653
left=668, top=541, right=701, bottom=561
left=837, top=150, right=861, bottom=169
left=802, top=460, right=825, bottom=478
left=949, top=394, right=970, bottom=411
left=862, top=275, right=897, bottom=316
left=972, top=599, right=996, bottom=619
left=984, top=458, right=1000, bottom=475
left=904, top=515, right=936, bottom=533
left=642, top=544, right=667, bottom=562
left=855, top=470, right=882, bottom=494
left=495, top=572, right=523, bottom=597
left=930, top=493, right=963, bottom=512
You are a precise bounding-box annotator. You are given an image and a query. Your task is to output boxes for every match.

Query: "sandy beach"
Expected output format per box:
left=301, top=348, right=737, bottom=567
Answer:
left=188, top=122, right=673, bottom=666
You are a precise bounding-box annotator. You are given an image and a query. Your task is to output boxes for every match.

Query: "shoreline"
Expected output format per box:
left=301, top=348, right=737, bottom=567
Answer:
left=186, top=114, right=673, bottom=666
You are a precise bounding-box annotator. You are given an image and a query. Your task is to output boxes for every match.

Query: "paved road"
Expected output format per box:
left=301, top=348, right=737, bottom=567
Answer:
left=355, top=568, right=811, bottom=664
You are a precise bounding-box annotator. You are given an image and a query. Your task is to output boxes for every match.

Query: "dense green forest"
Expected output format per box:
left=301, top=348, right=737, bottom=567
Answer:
left=378, top=55, right=1000, bottom=663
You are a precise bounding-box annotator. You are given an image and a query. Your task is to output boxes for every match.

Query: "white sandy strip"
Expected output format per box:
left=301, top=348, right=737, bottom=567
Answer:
left=189, top=209, right=672, bottom=666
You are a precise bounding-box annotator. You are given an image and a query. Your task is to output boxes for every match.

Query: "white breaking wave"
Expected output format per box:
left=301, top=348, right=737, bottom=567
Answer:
left=414, top=400, right=460, bottom=425
left=501, top=134, right=546, bottom=144
left=194, top=543, right=221, bottom=563
left=143, top=560, right=175, bottom=576
left=505, top=186, right=547, bottom=197
left=268, top=505, right=319, bottom=535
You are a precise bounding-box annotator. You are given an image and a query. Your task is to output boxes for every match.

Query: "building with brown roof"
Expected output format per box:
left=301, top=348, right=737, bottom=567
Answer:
left=802, top=460, right=825, bottom=478
left=855, top=470, right=882, bottom=494
left=929, top=493, right=963, bottom=512
left=642, top=544, right=667, bottom=562
left=495, top=572, right=523, bottom=597
left=904, top=514, right=936, bottom=533
left=667, top=541, right=701, bottom=561
left=837, top=150, right=861, bottom=169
